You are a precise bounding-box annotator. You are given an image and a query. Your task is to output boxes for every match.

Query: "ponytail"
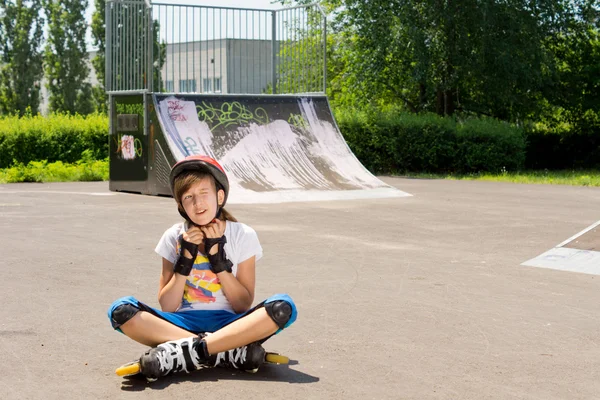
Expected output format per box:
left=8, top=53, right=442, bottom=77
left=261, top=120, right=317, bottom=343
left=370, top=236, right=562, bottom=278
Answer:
left=219, top=207, right=237, bottom=222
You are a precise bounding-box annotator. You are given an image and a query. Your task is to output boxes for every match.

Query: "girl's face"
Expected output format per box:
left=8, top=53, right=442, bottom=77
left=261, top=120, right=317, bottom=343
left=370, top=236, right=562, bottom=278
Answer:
left=180, top=176, right=225, bottom=226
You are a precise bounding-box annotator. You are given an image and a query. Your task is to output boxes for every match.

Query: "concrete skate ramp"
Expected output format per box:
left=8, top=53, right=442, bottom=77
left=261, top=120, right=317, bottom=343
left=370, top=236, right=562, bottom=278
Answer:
left=522, top=220, right=600, bottom=275
left=154, top=94, right=410, bottom=203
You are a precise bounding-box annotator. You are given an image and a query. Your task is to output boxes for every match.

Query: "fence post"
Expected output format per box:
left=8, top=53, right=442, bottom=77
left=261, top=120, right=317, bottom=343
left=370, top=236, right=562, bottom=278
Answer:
left=271, top=10, right=277, bottom=94
left=322, top=13, right=327, bottom=94
left=105, top=1, right=112, bottom=92
left=147, top=2, right=154, bottom=92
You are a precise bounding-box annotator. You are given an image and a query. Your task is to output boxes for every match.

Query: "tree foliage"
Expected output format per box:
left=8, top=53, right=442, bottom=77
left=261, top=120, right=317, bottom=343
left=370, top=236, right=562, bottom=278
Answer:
left=0, top=0, right=44, bottom=116
left=44, top=0, right=93, bottom=115
left=279, top=0, right=599, bottom=125
left=543, top=3, right=600, bottom=121
left=335, top=0, right=579, bottom=119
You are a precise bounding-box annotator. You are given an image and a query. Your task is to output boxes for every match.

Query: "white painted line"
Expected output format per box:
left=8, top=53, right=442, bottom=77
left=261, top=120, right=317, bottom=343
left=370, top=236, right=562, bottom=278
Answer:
left=556, top=220, right=600, bottom=248
left=522, top=247, right=600, bottom=276
left=522, top=220, right=600, bottom=275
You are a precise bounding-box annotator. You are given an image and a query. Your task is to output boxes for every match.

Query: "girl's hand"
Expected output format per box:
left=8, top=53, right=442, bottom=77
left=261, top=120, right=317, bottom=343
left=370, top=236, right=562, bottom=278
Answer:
left=201, top=219, right=226, bottom=255
left=182, top=226, right=204, bottom=257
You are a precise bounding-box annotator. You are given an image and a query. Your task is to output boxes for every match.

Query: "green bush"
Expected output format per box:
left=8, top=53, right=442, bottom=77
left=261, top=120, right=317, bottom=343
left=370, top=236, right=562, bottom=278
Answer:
left=335, top=108, right=526, bottom=174
left=525, top=111, right=600, bottom=169
left=0, top=113, right=108, bottom=168
left=0, top=157, right=109, bottom=183
left=455, top=118, right=526, bottom=172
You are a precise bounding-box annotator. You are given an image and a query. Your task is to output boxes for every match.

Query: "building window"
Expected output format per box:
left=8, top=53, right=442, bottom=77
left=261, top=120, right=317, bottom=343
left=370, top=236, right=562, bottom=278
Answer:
left=214, top=77, right=221, bottom=92
left=165, top=80, right=174, bottom=92
left=203, top=78, right=212, bottom=92
left=179, top=79, right=196, bottom=92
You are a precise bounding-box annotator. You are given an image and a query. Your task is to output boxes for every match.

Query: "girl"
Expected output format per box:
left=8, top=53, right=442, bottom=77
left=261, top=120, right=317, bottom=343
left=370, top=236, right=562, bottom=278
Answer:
left=108, top=155, right=297, bottom=381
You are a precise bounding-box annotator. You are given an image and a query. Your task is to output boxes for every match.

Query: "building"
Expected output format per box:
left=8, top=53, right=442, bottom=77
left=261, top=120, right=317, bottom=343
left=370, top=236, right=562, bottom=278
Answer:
left=39, top=38, right=277, bottom=114
left=162, top=38, right=276, bottom=94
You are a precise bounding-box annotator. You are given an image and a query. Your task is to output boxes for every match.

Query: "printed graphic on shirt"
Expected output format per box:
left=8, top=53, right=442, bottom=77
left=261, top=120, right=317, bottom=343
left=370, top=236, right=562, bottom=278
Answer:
left=176, top=240, right=222, bottom=307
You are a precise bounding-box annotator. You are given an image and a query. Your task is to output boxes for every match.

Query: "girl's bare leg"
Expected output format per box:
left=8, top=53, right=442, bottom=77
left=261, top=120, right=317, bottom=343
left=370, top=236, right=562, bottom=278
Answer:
left=204, top=308, right=278, bottom=354
left=120, top=308, right=280, bottom=353
left=119, top=311, right=196, bottom=347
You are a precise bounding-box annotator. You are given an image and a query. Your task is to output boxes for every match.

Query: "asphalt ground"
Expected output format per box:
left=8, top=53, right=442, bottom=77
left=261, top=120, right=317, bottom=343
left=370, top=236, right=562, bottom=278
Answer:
left=563, top=225, right=599, bottom=251
left=1, top=177, right=599, bottom=400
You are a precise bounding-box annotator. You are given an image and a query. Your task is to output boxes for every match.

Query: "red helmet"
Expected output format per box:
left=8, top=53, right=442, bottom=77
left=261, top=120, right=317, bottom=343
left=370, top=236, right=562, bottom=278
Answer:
left=169, top=155, right=230, bottom=218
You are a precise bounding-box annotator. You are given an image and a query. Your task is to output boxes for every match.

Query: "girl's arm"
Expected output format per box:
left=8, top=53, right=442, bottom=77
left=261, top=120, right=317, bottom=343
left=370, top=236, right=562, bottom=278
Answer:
left=216, top=256, right=256, bottom=313
left=157, top=258, right=187, bottom=312
left=202, top=219, right=257, bottom=313
left=158, top=225, right=205, bottom=312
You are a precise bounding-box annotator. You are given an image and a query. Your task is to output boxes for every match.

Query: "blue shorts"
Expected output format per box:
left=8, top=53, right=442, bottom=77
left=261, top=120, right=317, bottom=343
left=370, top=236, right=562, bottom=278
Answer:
left=108, top=293, right=297, bottom=334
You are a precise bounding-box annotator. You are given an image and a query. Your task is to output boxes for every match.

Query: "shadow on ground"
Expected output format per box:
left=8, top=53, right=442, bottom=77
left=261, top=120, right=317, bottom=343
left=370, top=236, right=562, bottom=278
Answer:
left=119, top=361, right=319, bottom=391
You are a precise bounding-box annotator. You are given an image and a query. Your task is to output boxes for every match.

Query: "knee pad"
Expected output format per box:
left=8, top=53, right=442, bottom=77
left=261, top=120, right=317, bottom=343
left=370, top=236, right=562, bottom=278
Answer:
left=264, top=300, right=292, bottom=329
left=111, top=303, right=140, bottom=327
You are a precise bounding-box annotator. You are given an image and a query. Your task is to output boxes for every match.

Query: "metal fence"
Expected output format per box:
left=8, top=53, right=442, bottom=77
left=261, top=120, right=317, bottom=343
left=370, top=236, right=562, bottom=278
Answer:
left=105, top=0, right=326, bottom=95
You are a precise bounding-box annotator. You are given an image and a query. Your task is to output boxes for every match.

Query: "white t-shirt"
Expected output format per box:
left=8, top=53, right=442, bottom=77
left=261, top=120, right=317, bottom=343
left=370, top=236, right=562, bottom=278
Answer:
left=155, top=220, right=263, bottom=313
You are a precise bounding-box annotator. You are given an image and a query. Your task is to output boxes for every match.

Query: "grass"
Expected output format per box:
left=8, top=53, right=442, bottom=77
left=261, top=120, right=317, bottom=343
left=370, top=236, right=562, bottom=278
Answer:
left=401, top=169, right=600, bottom=186
left=0, top=160, right=598, bottom=187
left=0, top=159, right=109, bottom=183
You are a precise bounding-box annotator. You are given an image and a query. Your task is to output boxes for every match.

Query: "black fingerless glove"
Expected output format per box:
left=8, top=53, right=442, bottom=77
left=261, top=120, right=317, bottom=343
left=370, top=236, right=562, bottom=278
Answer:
left=173, top=237, right=199, bottom=276
left=204, top=236, right=233, bottom=274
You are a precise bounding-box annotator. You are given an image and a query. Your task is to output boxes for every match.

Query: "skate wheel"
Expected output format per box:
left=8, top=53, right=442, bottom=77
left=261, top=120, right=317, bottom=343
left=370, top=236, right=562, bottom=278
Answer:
left=265, top=353, right=289, bottom=365
left=115, top=361, right=141, bottom=376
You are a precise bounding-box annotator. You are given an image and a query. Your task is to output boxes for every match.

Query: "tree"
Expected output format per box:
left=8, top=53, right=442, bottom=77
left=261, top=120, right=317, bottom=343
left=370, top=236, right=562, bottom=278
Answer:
left=543, top=3, right=600, bottom=118
left=536, top=1, right=600, bottom=143
left=91, top=0, right=107, bottom=113
left=275, top=4, right=327, bottom=94
left=44, top=0, right=93, bottom=114
left=336, top=0, right=576, bottom=118
left=279, top=0, right=591, bottom=121
left=0, top=0, right=44, bottom=116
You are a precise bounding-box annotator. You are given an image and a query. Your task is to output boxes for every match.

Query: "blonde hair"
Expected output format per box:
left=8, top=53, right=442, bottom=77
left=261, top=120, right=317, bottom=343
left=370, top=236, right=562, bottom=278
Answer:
left=172, top=171, right=237, bottom=223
